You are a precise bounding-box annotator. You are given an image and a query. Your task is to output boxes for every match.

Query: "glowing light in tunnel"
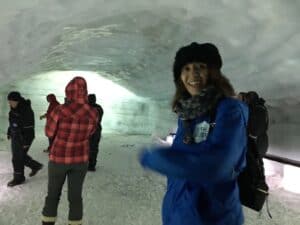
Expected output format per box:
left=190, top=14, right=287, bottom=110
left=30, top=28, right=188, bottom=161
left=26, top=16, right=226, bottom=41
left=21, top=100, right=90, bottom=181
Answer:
left=33, top=70, right=138, bottom=102
left=282, top=165, right=300, bottom=194
left=19, top=70, right=147, bottom=134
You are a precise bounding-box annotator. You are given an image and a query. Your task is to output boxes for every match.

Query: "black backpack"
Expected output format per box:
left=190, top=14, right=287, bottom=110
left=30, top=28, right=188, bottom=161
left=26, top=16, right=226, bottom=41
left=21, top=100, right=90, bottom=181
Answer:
left=237, top=95, right=271, bottom=216
left=238, top=138, right=269, bottom=212
left=247, top=97, right=269, bottom=157
left=209, top=95, right=270, bottom=215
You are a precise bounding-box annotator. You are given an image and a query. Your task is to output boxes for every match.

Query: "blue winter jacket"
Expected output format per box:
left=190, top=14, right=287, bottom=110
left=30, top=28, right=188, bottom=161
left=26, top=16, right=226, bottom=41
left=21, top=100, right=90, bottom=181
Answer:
left=140, top=98, right=248, bottom=225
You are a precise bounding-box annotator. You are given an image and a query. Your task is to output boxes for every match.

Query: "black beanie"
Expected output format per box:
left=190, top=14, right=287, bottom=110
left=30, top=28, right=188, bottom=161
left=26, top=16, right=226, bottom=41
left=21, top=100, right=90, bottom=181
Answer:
left=173, top=42, right=223, bottom=81
left=7, top=91, right=22, bottom=101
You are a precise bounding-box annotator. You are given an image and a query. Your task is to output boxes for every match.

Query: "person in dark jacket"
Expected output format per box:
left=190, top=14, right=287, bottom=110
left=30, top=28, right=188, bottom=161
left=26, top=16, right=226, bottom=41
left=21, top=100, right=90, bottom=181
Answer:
left=40, top=94, right=60, bottom=152
left=139, top=42, right=249, bottom=225
left=7, top=91, right=43, bottom=187
left=41, top=77, right=98, bottom=225
left=87, top=94, right=104, bottom=171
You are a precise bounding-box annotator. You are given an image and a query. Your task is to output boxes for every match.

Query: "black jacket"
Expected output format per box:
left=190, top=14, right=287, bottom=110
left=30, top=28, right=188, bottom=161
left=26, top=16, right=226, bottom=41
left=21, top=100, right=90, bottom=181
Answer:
left=7, top=98, right=35, bottom=146
left=90, top=103, right=103, bottom=128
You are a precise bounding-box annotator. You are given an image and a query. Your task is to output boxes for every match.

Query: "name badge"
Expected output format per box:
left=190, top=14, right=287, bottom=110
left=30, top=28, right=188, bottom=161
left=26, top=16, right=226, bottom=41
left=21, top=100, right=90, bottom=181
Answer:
left=193, top=121, right=210, bottom=143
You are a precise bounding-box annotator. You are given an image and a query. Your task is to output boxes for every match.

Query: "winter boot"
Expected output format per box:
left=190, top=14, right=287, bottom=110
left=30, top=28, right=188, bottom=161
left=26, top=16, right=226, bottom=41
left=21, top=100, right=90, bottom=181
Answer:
left=88, top=164, right=96, bottom=172
left=7, top=173, right=25, bottom=187
left=29, top=162, right=43, bottom=177
left=88, top=167, right=96, bottom=172
left=42, top=222, right=55, bottom=225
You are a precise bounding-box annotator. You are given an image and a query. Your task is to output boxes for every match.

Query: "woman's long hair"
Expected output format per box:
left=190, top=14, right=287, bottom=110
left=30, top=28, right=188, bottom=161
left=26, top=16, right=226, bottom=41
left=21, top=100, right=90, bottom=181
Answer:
left=171, top=68, right=235, bottom=111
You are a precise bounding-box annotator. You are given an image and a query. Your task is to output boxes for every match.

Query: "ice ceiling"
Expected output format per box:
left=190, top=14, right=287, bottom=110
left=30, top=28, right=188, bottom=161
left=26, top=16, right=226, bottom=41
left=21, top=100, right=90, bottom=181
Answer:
left=0, top=0, right=299, bottom=158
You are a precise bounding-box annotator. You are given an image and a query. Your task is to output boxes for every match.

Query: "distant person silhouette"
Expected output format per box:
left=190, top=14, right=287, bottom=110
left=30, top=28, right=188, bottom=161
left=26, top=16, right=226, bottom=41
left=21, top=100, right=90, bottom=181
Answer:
left=87, top=94, right=104, bottom=171
left=7, top=91, right=43, bottom=187
left=40, top=94, right=60, bottom=153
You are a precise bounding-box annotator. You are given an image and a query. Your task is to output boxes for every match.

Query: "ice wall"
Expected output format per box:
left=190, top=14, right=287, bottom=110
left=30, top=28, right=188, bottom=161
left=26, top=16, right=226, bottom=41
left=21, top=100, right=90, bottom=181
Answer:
left=0, top=72, right=177, bottom=138
left=1, top=74, right=300, bottom=162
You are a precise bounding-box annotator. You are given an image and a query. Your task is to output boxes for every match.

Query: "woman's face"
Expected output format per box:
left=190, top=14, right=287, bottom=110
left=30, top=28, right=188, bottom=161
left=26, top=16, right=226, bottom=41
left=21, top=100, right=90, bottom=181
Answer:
left=180, top=62, right=208, bottom=96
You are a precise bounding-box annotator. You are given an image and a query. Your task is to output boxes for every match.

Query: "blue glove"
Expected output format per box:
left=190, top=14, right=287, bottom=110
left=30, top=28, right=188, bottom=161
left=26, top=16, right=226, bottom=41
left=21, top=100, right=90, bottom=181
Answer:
left=138, top=146, right=189, bottom=179
left=138, top=148, right=151, bottom=168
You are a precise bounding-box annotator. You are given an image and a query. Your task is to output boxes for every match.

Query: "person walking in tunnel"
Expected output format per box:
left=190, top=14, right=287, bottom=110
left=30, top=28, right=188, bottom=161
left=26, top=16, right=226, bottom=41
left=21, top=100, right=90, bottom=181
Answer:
left=139, top=42, right=249, bottom=225
left=7, top=91, right=43, bottom=187
left=87, top=93, right=104, bottom=171
left=41, top=77, right=98, bottom=225
left=40, top=94, right=60, bottom=153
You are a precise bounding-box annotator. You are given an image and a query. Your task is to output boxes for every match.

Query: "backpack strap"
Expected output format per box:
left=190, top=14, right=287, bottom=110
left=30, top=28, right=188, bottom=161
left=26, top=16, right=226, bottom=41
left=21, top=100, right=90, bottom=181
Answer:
left=208, top=108, right=217, bottom=130
left=265, top=197, right=272, bottom=218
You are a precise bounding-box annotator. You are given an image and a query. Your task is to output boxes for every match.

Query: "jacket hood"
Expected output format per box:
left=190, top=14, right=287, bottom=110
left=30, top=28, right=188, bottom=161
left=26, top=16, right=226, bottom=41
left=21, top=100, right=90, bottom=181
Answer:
left=65, top=76, right=88, bottom=104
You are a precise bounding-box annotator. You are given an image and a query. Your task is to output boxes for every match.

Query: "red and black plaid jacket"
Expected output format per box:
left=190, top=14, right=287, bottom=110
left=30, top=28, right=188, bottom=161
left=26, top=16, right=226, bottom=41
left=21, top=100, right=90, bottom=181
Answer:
left=46, top=94, right=60, bottom=120
left=46, top=77, right=98, bottom=164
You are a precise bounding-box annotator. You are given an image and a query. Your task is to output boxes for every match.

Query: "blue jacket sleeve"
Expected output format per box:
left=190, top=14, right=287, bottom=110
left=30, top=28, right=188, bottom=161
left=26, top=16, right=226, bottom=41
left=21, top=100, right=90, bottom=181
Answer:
left=140, top=100, right=248, bottom=184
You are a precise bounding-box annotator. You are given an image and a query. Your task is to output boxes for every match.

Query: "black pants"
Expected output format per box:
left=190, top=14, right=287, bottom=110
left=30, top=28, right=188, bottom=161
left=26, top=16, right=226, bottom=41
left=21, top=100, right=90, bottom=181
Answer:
left=42, top=161, right=88, bottom=224
left=11, top=134, right=42, bottom=177
left=47, top=137, right=54, bottom=151
left=89, top=127, right=101, bottom=168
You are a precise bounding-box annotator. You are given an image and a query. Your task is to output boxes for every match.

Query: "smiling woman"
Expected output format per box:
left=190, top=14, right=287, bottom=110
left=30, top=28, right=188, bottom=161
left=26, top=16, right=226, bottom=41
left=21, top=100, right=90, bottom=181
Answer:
left=139, top=42, right=248, bottom=225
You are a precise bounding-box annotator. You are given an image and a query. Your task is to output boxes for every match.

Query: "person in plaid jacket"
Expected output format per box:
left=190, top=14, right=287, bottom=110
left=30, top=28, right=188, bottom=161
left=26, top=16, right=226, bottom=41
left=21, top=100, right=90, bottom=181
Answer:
left=40, top=93, right=60, bottom=153
left=42, top=76, right=98, bottom=225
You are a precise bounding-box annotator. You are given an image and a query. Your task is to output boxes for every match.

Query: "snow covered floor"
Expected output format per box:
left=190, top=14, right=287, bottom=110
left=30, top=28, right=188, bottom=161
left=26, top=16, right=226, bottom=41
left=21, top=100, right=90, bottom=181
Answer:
left=0, top=134, right=299, bottom=225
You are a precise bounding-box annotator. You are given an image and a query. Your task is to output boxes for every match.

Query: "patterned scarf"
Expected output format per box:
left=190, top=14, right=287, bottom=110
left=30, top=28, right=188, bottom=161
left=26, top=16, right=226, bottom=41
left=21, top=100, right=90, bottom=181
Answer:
left=175, top=86, right=224, bottom=120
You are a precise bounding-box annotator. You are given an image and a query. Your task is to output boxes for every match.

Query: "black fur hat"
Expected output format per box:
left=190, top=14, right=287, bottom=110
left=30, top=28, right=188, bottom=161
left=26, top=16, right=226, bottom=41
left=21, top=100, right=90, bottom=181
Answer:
left=173, top=42, right=223, bottom=81
left=7, top=91, right=22, bottom=101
